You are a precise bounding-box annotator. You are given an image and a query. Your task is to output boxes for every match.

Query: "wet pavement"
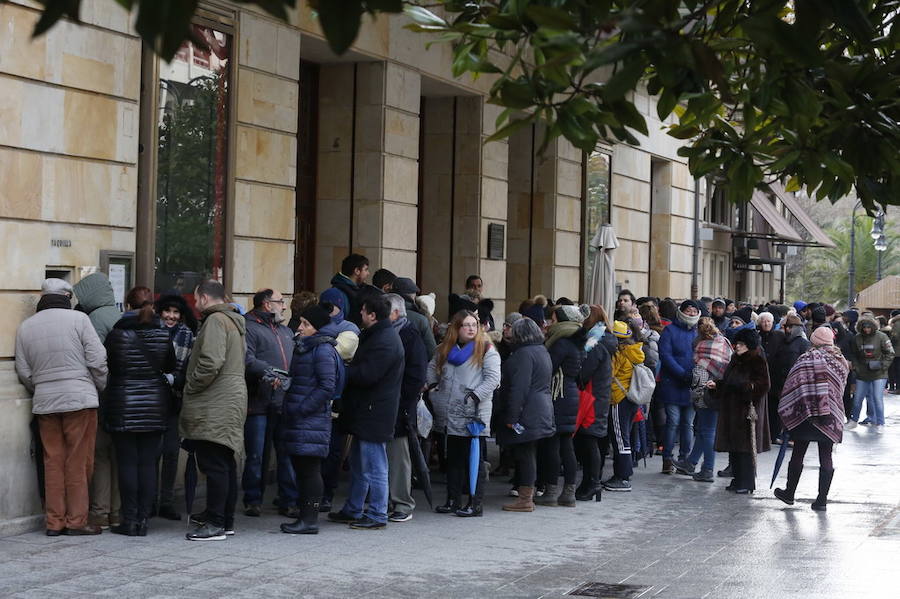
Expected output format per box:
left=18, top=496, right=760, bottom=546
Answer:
left=1, top=397, right=898, bottom=598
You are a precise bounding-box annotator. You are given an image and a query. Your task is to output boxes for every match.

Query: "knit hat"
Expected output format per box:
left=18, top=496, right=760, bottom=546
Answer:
left=301, top=304, right=331, bottom=331
left=42, top=278, right=73, bottom=296
left=712, top=298, right=726, bottom=308
left=578, top=304, right=592, bottom=319
left=811, top=306, right=827, bottom=324
left=613, top=320, right=631, bottom=338
left=784, top=314, right=802, bottom=328
left=391, top=277, right=420, bottom=296
left=555, top=305, right=585, bottom=323
left=793, top=300, right=808, bottom=312
left=504, top=312, right=524, bottom=327
left=733, top=328, right=760, bottom=351
left=811, top=326, right=835, bottom=346
left=843, top=310, right=859, bottom=325
left=523, top=304, right=545, bottom=326
left=733, top=306, right=753, bottom=325
left=416, top=293, right=436, bottom=317
left=679, top=299, right=701, bottom=313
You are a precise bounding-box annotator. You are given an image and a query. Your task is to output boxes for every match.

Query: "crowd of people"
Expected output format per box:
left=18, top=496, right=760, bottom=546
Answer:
left=14, top=255, right=897, bottom=540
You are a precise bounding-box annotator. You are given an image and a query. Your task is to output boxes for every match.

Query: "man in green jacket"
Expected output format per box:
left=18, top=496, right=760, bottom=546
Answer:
left=846, top=315, right=894, bottom=432
left=181, top=280, right=247, bottom=541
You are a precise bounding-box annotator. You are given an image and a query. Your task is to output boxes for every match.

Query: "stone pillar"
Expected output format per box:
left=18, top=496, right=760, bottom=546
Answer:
left=232, top=12, right=301, bottom=302
left=505, top=123, right=534, bottom=309
left=611, top=145, right=652, bottom=296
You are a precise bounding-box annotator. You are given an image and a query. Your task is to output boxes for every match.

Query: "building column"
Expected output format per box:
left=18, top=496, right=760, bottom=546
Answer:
left=611, top=145, right=652, bottom=296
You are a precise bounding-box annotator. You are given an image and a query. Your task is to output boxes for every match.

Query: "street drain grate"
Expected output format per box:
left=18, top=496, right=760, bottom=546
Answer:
left=567, top=582, right=650, bottom=598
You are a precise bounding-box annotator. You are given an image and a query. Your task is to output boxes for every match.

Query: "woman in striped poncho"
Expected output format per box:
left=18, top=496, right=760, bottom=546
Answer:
left=774, top=326, right=849, bottom=511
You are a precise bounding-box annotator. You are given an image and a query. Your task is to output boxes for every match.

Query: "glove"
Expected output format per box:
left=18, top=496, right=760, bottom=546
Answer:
left=164, top=373, right=175, bottom=386
left=465, top=391, right=481, bottom=407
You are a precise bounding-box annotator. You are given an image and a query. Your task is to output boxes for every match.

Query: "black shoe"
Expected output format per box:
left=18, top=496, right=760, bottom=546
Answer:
left=734, top=488, right=753, bottom=495
left=137, top=519, right=148, bottom=537
left=717, top=465, right=732, bottom=478
left=388, top=511, right=413, bottom=522
left=349, top=516, right=386, bottom=530
left=773, top=488, right=795, bottom=505
left=244, top=504, right=262, bottom=517
left=454, top=504, right=483, bottom=518
left=186, top=523, right=227, bottom=541
left=46, top=529, right=65, bottom=537
left=112, top=521, right=141, bottom=537
left=281, top=502, right=319, bottom=534
left=327, top=511, right=358, bottom=524
left=278, top=506, right=300, bottom=519
left=319, top=498, right=333, bottom=513
left=435, top=499, right=460, bottom=514
left=575, top=483, right=603, bottom=502
left=157, top=504, right=181, bottom=521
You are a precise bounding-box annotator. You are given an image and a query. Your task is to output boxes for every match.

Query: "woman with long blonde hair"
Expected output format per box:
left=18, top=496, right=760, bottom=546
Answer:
left=427, top=311, right=501, bottom=517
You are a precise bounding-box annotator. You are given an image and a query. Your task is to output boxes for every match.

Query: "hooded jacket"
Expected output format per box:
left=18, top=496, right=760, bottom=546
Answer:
left=72, top=273, right=122, bottom=343
left=320, top=273, right=363, bottom=326
left=545, top=321, right=586, bottom=433
left=319, top=315, right=361, bottom=362
left=395, top=319, right=428, bottom=437
left=280, top=333, right=337, bottom=458
left=577, top=331, right=617, bottom=437
left=15, top=303, right=108, bottom=414
left=494, top=341, right=555, bottom=445
left=658, top=317, right=698, bottom=406
left=180, top=303, right=248, bottom=455
left=403, top=297, right=437, bottom=360
left=243, top=309, right=294, bottom=416
left=102, top=314, right=176, bottom=432
left=852, top=316, right=895, bottom=381
left=611, top=342, right=645, bottom=405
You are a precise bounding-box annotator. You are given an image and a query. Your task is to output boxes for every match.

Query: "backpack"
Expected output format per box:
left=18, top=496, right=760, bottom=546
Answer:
left=330, top=347, right=347, bottom=402
left=614, top=363, right=656, bottom=406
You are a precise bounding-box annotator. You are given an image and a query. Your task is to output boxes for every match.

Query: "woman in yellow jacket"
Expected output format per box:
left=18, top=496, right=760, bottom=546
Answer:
left=604, top=320, right=645, bottom=492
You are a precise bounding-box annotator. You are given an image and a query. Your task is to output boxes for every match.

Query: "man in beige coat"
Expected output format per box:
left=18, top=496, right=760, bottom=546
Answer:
left=15, top=279, right=108, bottom=536
left=181, top=280, right=247, bottom=541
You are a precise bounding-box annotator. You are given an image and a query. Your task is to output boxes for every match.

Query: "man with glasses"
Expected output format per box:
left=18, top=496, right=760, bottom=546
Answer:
left=242, top=289, right=297, bottom=518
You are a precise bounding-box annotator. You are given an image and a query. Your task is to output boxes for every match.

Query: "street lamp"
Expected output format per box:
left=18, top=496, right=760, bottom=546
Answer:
left=849, top=203, right=888, bottom=304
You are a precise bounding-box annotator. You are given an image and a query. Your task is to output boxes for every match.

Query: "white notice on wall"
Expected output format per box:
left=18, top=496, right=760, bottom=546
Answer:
left=109, top=264, right=126, bottom=310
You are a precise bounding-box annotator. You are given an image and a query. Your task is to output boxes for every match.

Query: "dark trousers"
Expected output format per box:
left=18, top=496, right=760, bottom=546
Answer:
left=538, top=433, right=577, bottom=486
left=842, top=372, right=856, bottom=420
left=193, top=440, right=237, bottom=529
left=768, top=390, right=783, bottom=441
left=445, top=435, right=486, bottom=505
left=112, top=432, right=163, bottom=524
left=575, top=434, right=603, bottom=485
left=789, top=440, right=834, bottom=470
left=511, top=441, right=537, bottom=487
left=321, top=425, right=346, bottom=501
left=158, top=413, right=180, bottom=507
left=729, top=451, right=755, bottom=491
left=890, top=358, right=900, bottom=390
left=242, top=410, right=298, bottom=508
left=290, top=455, right=324, bottom=507
left=609, top=401, right=637, bottom=480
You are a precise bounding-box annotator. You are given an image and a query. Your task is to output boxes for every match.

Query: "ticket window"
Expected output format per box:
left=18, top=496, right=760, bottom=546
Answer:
left=45, top=267, right=74, bottom=283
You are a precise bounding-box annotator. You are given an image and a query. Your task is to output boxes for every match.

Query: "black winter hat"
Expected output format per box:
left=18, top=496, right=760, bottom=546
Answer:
left=843, top=310, right=859, bottom=324
left=155, top=293, right=199, bottom=333
left=391, top=277, right=420, bottom=296
left=733, top=306, right=753, bottom=325
left=811, top=306, right=827, bottom=324
left=733, top=328, right=760, bottom=351
left=679, top=299, right=701, bottom=313
left=301, top=304, right=332, bottom=331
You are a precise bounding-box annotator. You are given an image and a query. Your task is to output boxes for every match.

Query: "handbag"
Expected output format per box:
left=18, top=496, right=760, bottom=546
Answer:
left=613, top=363, right=656, bottom=406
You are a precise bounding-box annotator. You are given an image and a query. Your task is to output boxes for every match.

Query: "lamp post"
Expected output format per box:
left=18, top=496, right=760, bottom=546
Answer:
left=874, top=210, right=887, bottom=281
left=848, top=200, right=863, bottom=307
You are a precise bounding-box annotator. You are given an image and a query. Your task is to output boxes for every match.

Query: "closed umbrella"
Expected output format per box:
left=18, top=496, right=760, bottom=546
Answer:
left=588, top=224, right=620, bottom=319
left=770, top=429, right=791, bottom=488
left=407, top=428, right=434, bottom=508
left=466, top=420, right=486, bottom=497
left=181, top=439, right=198, bottom=523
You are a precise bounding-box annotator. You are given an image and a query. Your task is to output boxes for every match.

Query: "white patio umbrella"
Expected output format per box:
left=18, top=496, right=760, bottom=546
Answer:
left=587, top=223, right=619, bottom=318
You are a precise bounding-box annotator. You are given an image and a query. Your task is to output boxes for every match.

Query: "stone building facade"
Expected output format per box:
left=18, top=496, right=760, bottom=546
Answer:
left=0, top=0, right=819, bottom=530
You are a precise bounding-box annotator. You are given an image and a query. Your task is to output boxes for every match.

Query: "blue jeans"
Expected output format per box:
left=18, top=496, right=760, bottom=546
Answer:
left=853, top=379, right=886, bottom=425
left=342, top=439, right=389, bottom=524
left=686, top=408, right=717, bottom=471
left=241, top=412, right=298, bottom=507
left=663, top=403, right=694, bottom=460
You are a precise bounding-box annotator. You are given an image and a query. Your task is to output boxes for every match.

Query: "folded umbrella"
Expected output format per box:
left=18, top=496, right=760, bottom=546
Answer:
left=181, top=439, right=198, bottom=524
left=466, top=420, right=486, bottom=497
left=406, top=425, right=433, bottom=509
left=770, top=429, right=791, bottom=489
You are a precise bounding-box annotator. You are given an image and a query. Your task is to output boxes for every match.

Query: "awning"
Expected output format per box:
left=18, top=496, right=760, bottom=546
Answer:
left=768, top=183, right=837, bottom=248
left=745, top=191, right=805, bottom=243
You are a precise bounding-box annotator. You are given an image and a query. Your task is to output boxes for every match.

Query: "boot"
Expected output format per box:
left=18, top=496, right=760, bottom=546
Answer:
left=455, top=501, right=483, bottom=517
left=281, top=501, right=320, bottom=534
left=503, top=486, right=535, bottom=512
left=774, top=462, right=803, bottom=505
left=534, top=483, right=559, bottom=506
left=662, top=458, right=674, bottom=474
left=575, top=479, right=602, bottom=502
left=435, top=498, right=461, bottom=514
left=811, top=468, right=835, bottom=511
left=111, top=521, right=140, bottom=536
left=557, top=484, right=576, bottom=507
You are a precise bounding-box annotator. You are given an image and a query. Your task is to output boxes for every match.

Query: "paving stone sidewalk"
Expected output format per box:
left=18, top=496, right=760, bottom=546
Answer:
left=1, top=400, right=898, bottom=599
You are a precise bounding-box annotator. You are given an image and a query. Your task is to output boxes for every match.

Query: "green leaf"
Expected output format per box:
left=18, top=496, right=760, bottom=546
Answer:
left=656, top=89, right=679, bottom=121
left=484, top=113, right=537, bottom=144
left=497, top=79, right=536, bottom=110
left=583, top=42, right=641, bottom=71
left=611, top=101, right=648, bottom=136
left=403, top=5, right=448, bottom=28
left=134, top=0, right=201, bottom=60
left=822, top=153, right=855, bottom=181
left=602, top=59, right=645, bottom=102
left=524, top=5, right=576, bottom=31
left=316, top=0, right=365, bottom=55
left=785, top=176, right=802, bottom=192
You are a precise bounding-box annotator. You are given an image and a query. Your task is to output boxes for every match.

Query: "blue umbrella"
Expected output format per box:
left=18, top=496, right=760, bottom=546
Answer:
left=769, top=429, right=791, bottom=489
left=466, top=420, right=486, bottom=497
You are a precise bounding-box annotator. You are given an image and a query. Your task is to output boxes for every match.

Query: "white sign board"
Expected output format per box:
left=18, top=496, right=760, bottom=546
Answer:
left=109, top=263, right=126, bottom=311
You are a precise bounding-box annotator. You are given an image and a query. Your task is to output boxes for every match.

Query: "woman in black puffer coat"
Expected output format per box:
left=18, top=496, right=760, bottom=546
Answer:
left=537, top=305, right=586, bottom=507
left=279, top=305, right=338, bottom=535
left=103, top=287, right=175, bottom=536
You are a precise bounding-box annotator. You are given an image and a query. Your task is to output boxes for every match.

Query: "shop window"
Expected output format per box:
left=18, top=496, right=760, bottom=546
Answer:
left=153, top=25, right=231, bottom=295
left=705, top=187, right=733, bottom=227
left=583, top=149, right=611, bottom=294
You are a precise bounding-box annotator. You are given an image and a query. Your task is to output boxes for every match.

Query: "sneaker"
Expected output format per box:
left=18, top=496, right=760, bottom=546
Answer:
left=349, top=516, right=386, bottom=530
left=860, top=419, right=872, bottom=426
left=673, top=459, right=695, bottom=475
left=388, top=512, right=412, bottom=523
left=692, top=470, right=714, bottom=483
left=88, top=514, right=110, bottom=531
left=875, top=425, right=885, bottom=434
left=844, top=420, right=858, bottom=431
left=244, top=505, right=262, bottom=517
left=535, top=487, right=545, bottom=497
left=327, top=511, right=358, bottom=524
left=602, top=477, right=632, bottom=492
left=186, top=523, right=226, bottom=541
left=507, top=487, right=519, bottom=498
left=225, top=528, right=235, bottom=536
left=189, top=511, right=208, bottom=527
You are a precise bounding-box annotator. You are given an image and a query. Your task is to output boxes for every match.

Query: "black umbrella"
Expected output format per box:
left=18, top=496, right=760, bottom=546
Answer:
left=769, top=429, right=791, bottom=489
left=182, top=439, right=199, bottom=523
left=407, top=424, right=433, bottom=508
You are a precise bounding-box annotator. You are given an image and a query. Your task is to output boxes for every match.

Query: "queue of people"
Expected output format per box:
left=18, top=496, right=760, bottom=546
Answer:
left=13, top=261, right=896, bottom=539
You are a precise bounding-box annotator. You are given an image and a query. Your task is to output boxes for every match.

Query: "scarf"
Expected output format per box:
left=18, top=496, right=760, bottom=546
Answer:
left=694, top=335, right=733, bottom=380
left=37, top=294, right=71, bottom=311
left=584, top=322, right=607, bottom=352
left=391, top=316, right=409, bottom=330
left=447, top=341, right=475, bottom=366
left=677, top=309, right=699, bottom=329
left=545, top=320, right=581, bottom=348
left=778, top=346, right=849, bottom=443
